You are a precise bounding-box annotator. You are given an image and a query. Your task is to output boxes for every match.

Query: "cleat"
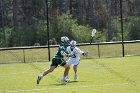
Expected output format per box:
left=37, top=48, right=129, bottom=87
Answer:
left=64, top=78, right=70, bottom=82
left=74, top=74, right=77, bottom=81
left=63, top=76, right=70, bottom=82
left=37, top=76, right=42, bottom=85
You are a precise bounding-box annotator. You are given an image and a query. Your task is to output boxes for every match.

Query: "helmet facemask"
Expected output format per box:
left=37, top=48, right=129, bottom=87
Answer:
left=61, top=36, right=70, bottom=45
left=70, top=40, right=76, bottom=50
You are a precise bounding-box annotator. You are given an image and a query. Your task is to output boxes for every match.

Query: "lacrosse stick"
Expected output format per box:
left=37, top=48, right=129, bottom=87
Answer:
left=90, top=29, right=97, bottom=44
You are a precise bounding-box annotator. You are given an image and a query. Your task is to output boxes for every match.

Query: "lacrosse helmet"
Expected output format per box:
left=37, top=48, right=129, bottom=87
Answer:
left=70, top=40, right=76, bottom=49
left=61, top=36, right=70, bottom=44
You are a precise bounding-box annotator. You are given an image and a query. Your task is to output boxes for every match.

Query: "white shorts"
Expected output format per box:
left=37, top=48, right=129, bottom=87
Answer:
left=66, top=58, right=80, bottom=66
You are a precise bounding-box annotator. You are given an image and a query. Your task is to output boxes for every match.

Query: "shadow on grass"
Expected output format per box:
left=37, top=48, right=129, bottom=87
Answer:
left=36, top=80, right=88, bottom=86
left=50, top=80, right=88, bottom=86
left=48, top=81, right=77, bottom=86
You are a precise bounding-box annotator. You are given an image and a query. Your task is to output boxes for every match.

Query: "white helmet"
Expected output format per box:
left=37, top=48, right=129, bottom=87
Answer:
left=70, top=40, right=76, bottom=48
left=61, top=36, right=69, bottom=43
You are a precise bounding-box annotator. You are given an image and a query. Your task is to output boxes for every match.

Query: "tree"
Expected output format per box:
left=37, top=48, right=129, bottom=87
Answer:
left=106, top=0, right=113, bottom=41
left=129, top=17, right=140, bottom=40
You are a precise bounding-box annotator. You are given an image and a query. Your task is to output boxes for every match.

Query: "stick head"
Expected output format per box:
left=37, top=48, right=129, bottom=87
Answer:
left=91, top=29, right=97, bottom=37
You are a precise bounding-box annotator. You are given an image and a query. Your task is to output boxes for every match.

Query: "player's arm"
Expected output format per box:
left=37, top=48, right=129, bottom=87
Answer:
left=76, top=48, right=88, bottom=56
left=60, top=46, right=71, bottom=57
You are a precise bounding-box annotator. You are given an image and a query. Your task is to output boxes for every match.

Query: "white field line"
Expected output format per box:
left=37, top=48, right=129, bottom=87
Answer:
left=5, top=82, right=140, bottom=93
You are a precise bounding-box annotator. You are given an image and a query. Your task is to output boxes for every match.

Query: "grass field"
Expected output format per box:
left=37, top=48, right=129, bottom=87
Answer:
left=0, top=56, right=140, bottom=93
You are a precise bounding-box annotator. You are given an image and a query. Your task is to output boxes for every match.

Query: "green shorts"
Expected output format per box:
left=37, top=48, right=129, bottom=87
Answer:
left=51, top=58, right=66, bottom=67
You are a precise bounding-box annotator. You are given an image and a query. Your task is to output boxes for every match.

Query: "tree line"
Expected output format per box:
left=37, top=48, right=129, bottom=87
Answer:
left=0, top=0, right=140, bottom=47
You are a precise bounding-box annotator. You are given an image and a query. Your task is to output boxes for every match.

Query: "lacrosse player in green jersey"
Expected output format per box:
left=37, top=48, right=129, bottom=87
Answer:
left=37, top=36, right=71, bottom=84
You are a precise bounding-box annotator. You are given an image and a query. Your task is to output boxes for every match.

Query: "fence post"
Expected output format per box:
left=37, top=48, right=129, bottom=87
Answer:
left=45, top=0, right=51, bottom=61
left=120, top=0, right=125, bottom=57
left=97, top=43, right=100, bottom=58
left=23, top=49, right=26, bottom=63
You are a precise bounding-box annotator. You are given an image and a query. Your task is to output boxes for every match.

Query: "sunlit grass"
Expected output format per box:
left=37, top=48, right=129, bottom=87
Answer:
left=0, top=56, right=140, bottom=93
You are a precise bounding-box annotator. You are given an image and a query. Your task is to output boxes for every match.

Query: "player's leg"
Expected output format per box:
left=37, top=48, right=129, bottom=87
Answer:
left=73, top=59, right=80, bottom=81
left=73, top=65, right=78, bottom=74
left=37, top=58, right=58, bottom=84
left=59, top=62, right=70, bottom=82
left=73, top=65, right=78, bottom=81
left=62, top=59, right=73, bottom=82
left=42, top=66, right=56, bottom=77
left=64, top=64, right=70, bottom=77
left=37, top=66, right=56, bottom=84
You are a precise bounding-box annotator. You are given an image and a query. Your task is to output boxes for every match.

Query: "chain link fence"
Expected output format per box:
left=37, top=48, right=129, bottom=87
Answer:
left=0, top=40, right=139, bottom=64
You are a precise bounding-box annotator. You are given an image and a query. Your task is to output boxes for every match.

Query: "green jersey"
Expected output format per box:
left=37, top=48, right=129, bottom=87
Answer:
left=54, top=42, right=68, bottom=59
left=51, top=42, right=68, bottom=67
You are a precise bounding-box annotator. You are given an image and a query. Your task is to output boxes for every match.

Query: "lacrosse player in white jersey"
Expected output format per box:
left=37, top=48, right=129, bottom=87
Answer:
left=64, top=40, right=88, bottom=81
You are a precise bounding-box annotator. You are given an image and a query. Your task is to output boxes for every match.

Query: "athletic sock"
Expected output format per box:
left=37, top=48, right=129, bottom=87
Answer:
left=40, top=74, right=44, bottom=79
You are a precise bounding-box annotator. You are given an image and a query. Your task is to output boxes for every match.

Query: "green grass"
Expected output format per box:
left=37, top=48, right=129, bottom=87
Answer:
left=0, top=56, right=140, bottom=93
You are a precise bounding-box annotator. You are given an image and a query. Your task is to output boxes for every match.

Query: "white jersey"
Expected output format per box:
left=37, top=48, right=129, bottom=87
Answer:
left=66, top=46, right=84, bottom=66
